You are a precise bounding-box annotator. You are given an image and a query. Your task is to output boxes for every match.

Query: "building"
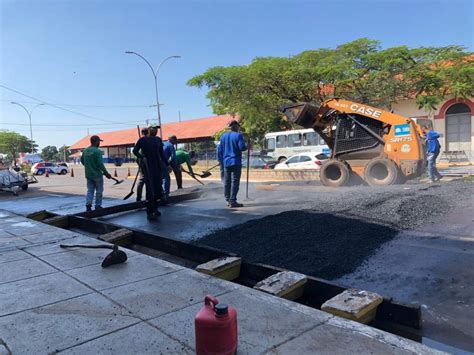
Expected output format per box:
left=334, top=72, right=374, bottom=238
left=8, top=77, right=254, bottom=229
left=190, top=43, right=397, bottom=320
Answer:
left=392, top=97, right=473, bottom=161
left=69, top=114, right=237, bottom=163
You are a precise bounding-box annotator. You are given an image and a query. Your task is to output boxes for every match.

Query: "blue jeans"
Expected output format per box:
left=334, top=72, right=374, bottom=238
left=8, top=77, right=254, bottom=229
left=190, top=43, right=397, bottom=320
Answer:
left=86, top=177, right=104, bottom=207
left=427, top=153, right=441, bottom=181
left=162, top=167, right=171, bottom=197
left=224, top=165, right=242, bottom=203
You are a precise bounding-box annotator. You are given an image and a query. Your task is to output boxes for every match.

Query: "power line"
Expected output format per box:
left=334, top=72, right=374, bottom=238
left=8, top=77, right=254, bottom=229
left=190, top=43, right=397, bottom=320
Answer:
left=2, top=121, right=143, bottom=127
left=0, top=98, right=154, bottom=108
left=0, top=84, right=143, bottom=125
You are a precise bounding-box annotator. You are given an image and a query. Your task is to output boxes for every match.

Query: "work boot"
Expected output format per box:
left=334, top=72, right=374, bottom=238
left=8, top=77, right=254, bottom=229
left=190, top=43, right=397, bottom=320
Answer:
left=229, top=202, right=244, bottom=208
left=147, top=213, right=157, bottom=221
left=86, top=205, right=92, bottom=212
left=95, top=206, right=103, bottom=210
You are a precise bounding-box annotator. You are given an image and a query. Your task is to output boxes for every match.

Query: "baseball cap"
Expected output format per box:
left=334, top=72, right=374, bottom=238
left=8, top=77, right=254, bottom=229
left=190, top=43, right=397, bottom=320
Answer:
left=148, top=122, right=160, bottom=129
left=90, top=135, right=103, bottom=143
left=228, top=119, right=240, bottom=127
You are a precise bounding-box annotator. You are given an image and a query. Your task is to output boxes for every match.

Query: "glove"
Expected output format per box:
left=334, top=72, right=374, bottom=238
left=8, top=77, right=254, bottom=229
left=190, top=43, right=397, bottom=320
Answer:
left=105, top=173, right=112, bottom=179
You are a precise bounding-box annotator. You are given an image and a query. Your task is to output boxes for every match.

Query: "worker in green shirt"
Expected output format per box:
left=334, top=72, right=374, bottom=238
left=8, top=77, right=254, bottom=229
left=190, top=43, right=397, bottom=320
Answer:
left=174, top=149, right=197, bottom=187
left=80, top=135, right=112, bottom=211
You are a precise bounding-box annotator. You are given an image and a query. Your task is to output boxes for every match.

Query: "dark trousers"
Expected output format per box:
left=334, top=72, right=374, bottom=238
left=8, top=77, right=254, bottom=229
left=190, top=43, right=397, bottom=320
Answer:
left=172, top=164, right=183, bottom=189
left=224, top=165, right=242, bottom=203
left=144, top=171, right=162, bottom=216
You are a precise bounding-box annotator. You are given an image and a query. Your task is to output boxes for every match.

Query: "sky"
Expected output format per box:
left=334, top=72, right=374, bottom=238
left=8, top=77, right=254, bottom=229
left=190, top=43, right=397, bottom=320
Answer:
left=0, top=0, right=472, bottom=149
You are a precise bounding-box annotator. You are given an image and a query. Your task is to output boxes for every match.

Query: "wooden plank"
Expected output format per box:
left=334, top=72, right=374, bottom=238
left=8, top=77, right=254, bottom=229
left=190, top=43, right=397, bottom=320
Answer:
left=42, top=215, right=69, bottom=228
left=196, top=257, right=242, bottom=280
left=26, top=210, right=58, bottom=221
left=98, top=228, right=134, bottom=245
left=254, top=271, right=307, bottom=301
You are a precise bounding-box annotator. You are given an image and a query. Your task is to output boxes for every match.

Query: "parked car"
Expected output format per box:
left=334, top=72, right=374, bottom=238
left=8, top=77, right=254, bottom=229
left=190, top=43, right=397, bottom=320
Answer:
left=31, top=162, right=69, bottom=175
left=274, top=153, right=328, bottom=170
left=242, top=155, right=279, bottom=169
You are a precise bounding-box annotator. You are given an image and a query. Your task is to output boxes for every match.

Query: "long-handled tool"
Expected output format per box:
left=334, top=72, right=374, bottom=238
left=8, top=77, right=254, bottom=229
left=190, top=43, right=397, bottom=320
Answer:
left=197, top=163, right=221, bottom=178
left=59, top=244, right=127, bottom=268
left=110, top=177, right=124, bottom=185
left=123, top=166, right=140, bottom=200
left=182, top=168, right=204, bottom=185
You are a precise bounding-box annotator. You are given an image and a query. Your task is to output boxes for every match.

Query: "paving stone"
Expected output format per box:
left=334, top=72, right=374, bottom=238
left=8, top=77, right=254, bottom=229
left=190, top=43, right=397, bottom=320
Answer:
left=268, top=316, right=442, bottom=355
left=0, top=248, right=30, bottom=264
left=0, top=272, right=91, bottom=316
left=21, top=235, right=105, bottom=257
left=66, top=254, right=183, bottom=291
left=0, top=211, right=15, bottom=219
left=151, top=286, right=332, bottom=353
left=0, top=235, right=31, bottom=250
left=1, top=220, right=53, bottom=237
left=0, top=257, right=56, bottom=284
left=103, top=268, right=237, bottom=320
left=20, top=229, right=80, bottom=243
left=0, top=293, right=139, bottom=355
left=61, top=322, right=193, bottom=354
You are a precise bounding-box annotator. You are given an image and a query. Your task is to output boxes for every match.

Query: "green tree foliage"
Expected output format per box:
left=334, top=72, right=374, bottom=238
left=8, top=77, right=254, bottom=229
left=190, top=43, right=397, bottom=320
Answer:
left=41, top=145, right=58, bottom=162
left=188, top=38, right=473, bottom=140
left=0, top=130, right=37, bottom=163
left=56, top=145, right=72, bottom=162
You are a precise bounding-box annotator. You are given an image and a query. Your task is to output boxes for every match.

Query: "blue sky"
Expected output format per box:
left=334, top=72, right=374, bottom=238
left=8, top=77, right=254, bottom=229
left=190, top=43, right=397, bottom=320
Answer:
left=1, top=0, right=472, bottom=149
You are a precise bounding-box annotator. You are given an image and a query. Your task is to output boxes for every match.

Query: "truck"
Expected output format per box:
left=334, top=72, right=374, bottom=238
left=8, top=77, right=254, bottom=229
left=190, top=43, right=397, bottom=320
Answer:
left=281, top=98, right=426, bottom=187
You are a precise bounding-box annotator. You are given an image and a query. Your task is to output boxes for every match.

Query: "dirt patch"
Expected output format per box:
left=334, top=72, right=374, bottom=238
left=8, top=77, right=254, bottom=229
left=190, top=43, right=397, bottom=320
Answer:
left=195, top=211, right=398, bottom=280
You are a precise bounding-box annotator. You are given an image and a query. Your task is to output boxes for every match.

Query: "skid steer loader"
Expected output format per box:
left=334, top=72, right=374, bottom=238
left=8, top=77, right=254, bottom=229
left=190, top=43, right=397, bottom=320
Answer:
left=281, top=98, right=426, bottom=187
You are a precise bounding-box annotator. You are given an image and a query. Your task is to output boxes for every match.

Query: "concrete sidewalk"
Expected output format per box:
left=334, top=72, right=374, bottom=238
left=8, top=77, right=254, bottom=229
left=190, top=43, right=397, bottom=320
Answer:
left=0, top=210, right=441, bottom=354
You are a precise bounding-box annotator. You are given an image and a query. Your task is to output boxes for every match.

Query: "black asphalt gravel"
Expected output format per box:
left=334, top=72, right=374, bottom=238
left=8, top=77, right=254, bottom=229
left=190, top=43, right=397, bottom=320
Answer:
left=196, top=180, right=473, bottom=279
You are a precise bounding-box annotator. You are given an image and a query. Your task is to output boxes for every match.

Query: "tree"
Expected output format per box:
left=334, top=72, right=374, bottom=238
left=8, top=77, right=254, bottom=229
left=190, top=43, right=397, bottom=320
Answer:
left=56, top=145, right=71, bottom=162
left=41, top=145, right=58, bottom=162
left=188, top=38, right=473, bottom=140
left=0, top=130, right=37, bottom=163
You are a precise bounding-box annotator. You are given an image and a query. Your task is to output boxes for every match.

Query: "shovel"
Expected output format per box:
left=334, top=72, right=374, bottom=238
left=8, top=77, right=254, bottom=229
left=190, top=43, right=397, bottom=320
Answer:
left=59, top=244, right=127, bottom=268
left=197, top=163, right=221, bottom=178
left=182, top=168, right=205, bottom=185
left=124, top=166, right=140, bottom=200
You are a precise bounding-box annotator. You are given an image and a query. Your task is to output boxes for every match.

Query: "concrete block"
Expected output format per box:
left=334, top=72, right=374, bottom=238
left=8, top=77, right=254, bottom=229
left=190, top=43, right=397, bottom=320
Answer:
left=0, top=257, right=56, bottom=285
left=21, top=235, right=104, bottom=257
left=43, top=215, right=69, bottom=228
left=321, top=288, right=383, bottom=324
left=0, top=236, right=31, bottom=250
left=67, top=253, right=183, bottom=291
left=151, top=286, right=331, bottom=353
left=195, top=256, right=241, bottom=280
left=254, top=271, right=307, bottom=300
left=270, top=316, right=442, bottom=354
left=21, top=229, right=79, bottom=244
left=103, top=268, right=236, bottom=320
left=98, top=228, right=133, bottom=245
left=61, top=322, right=193, bottom=355
left=0, top=249, right=30, bottom=264
left=0, top=273, right=91, bottom=316
left=0, top=293, right=137, bottom=355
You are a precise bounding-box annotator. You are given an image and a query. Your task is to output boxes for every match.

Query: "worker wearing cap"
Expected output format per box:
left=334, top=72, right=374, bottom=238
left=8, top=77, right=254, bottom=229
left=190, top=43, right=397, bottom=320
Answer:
left=162, top=135, right=178, bottom=200
left=217, top=120, right=247, bottom=207
left=132, top=123, right=168, bottom=220
left=136, top=128, right=149, bottom=202
left=80, top=135, right=112, bottom=211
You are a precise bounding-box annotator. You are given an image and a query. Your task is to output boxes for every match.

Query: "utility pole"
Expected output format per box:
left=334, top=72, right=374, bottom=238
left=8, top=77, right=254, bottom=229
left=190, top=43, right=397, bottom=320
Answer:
left=178, top=110, right=181, bottom=122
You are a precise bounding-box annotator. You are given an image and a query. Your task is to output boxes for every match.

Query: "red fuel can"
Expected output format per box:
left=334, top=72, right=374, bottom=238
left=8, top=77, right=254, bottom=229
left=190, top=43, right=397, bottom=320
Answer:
left=195, top=295, right=237, bottom=355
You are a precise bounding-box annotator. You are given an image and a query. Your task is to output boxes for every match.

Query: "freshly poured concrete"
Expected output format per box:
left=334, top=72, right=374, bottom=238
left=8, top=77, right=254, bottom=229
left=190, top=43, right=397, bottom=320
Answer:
left=0, top=210, right=441, bottom=354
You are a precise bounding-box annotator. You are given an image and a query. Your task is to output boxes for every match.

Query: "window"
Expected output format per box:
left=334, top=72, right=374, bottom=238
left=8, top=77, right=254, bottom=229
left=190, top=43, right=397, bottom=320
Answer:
left=319, top=135, right=326, bottom=145
left=276, top=135, right=287, bottom=148
left=288, top=133, right=302, bottom=147
left=286, top=156, right=300, bottom=164
left=315, top=153, right=328, bottom=160
left=299, top=155, right=311, bottom=162
left=266, top=138, right=275, bottom=152
left=303, top=132, right=318, bottom=146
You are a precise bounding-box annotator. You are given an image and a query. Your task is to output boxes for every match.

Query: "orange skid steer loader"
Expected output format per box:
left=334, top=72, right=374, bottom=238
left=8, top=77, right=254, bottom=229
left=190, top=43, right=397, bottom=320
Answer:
left=281, top=98, right=426, bottom=187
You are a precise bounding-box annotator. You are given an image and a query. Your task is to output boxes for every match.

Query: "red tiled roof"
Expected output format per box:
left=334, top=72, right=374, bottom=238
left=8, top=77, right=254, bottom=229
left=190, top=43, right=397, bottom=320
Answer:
left=69, top=114, right=238, bottom=150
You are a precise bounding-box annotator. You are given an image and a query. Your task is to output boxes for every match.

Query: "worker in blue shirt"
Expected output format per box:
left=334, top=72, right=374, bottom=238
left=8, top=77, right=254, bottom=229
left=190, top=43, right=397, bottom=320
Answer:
left=424, top=130, right=442, bottom=182
left=217, top=120, right=247, bottom=208
left=162, top=135, right=178, bottom=200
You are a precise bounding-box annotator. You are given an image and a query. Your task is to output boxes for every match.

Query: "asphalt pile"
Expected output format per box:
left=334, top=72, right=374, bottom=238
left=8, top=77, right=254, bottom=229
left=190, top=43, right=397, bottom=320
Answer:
left=196, top=180, right=472, bottom=280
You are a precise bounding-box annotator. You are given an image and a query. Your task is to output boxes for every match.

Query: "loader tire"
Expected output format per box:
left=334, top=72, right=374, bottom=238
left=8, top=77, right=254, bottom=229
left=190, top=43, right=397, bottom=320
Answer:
left=364, top=158, right=399, bottom=186
left=320, top=159, right=351, bottom=187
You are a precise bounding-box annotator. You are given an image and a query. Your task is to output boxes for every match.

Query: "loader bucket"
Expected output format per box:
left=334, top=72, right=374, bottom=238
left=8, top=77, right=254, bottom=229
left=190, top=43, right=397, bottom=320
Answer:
left=280, top=102, right=320, bottom=128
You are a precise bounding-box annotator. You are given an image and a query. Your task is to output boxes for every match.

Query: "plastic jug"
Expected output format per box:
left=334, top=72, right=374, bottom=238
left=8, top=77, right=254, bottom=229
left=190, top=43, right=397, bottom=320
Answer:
left=195, top=295, right=237, bottom=355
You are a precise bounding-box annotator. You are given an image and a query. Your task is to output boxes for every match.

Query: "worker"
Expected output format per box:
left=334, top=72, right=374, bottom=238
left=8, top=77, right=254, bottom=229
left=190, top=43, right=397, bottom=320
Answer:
left=132, top=123, right=168, bottom=220
left=425, top=129, right=442, bottom=182
left=80, top=135, right=112, bottom=211
left=217, top=120, right=247, bottom=208
left=175, top=149, right=197, bottom=184
left=162, top=135, right=178, bottom=200
left=136, top=128, right=149, bottom=202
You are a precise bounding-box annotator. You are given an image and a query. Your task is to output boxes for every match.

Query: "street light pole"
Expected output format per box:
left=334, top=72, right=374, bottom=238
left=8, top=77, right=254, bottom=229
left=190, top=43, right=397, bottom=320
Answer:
left=11, top=102, right=45, bottom=150
left=125, top=51, right=181, bottom=137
